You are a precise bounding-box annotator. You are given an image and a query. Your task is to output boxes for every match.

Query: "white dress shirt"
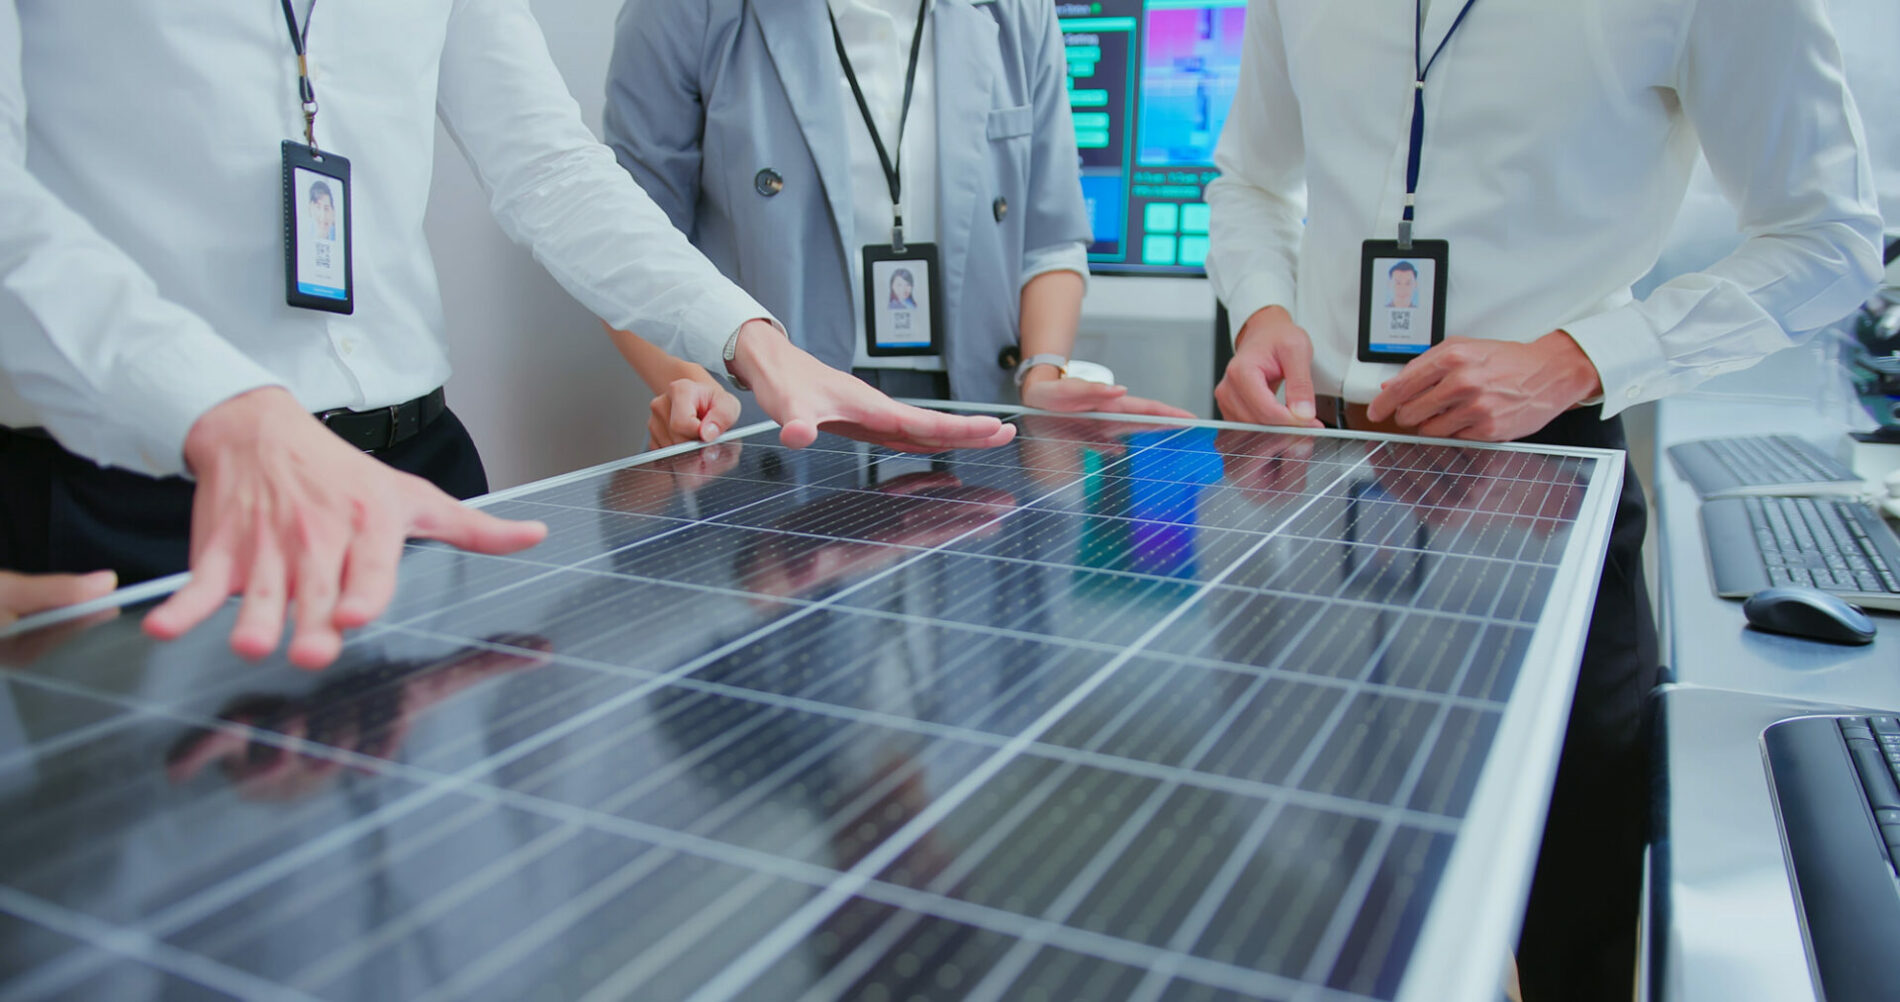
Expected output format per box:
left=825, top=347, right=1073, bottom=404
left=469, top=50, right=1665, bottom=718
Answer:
left=0, top=0, right=772, bottom=476
left=1206, top=0, right=1884, bottom=416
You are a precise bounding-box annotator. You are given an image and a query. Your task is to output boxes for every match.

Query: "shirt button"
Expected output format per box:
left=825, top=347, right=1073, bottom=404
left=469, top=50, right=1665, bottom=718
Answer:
left=1625, top=386, right=1640, bottom=400
left=339, top=338, right=356, bottom=357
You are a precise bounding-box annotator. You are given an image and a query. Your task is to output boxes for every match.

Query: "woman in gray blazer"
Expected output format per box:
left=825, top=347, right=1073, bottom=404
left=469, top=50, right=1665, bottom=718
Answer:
left=602, top=0, right=1189, bottom=445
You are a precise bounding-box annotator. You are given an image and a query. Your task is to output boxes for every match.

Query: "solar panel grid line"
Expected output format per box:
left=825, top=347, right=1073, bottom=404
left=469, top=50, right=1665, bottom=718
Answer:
left=944, top=670, right=1288, bottom=998
left=352, top=763, right=1304, bottom=1002
left=283, top=812, right=588, bottom=992
left=1299, top=701, right=1461, bottom=986
left=1388, top=455, right=1622, bottom=1001
left=794, top=759, right=1103, bottom=1000
left=1119, top=802, right=1314, bottom=1002
left=0, top=886, right=315, bottom=1002
left=806, top=598, right=1530, bottom=703
left=675, top=444, right=1384, bottom=1002
left=183, top=796, right=507, bottom=962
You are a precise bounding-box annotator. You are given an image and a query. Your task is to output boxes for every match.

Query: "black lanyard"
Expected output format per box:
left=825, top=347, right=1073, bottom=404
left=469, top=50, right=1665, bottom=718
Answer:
left=278, top=0, right=321, bottom=153
left=828, top=0, right=930, bottom=251
left=1400, top=0, right=1481, bottom=248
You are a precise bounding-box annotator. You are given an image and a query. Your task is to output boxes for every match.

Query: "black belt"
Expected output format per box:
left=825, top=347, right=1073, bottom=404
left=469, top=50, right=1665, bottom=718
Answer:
left=317, top=388, right=448, bottom=452
left=5, top=388, right=451, bottom=454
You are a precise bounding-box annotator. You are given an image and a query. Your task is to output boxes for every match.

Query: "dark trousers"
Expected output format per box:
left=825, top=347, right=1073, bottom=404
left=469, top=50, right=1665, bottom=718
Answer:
left=1513, top=408, right=1661, bottom=1002
left=0, top=409, right=488, bottom=584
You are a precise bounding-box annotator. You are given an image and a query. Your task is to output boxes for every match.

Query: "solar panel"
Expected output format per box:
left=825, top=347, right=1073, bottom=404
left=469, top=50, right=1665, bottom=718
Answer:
left=0, top=409, right=1620, bottom=1002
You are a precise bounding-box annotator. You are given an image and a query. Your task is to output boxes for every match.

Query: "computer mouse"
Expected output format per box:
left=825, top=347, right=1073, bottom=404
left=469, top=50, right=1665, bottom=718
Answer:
left=1743, top=586, right=1877, bottom=646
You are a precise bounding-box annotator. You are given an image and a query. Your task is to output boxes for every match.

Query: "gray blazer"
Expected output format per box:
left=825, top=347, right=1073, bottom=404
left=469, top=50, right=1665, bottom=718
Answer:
left=604, top=0, right=1091, bottom=404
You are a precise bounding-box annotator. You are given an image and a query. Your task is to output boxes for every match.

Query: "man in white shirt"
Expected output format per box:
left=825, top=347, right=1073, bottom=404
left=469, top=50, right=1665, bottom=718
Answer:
left=1205, top=0, right=1882, bottom=997
left=0, top=0, right=1014, bottom=670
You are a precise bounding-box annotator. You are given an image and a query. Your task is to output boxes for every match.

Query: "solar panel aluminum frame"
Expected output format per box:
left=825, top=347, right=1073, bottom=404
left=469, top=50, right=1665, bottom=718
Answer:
left=2, top=405, right=1625, bottom=1002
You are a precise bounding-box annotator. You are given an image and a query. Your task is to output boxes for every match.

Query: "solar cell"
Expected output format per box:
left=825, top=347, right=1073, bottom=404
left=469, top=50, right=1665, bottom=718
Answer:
left=0, top=409, right=1620, bottom=1001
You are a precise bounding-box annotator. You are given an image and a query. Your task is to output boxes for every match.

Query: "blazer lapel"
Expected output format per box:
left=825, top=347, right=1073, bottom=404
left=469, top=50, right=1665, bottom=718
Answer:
left=752, top=0, right=856, bottom=257
left=932, top=0, right=998, bottom=317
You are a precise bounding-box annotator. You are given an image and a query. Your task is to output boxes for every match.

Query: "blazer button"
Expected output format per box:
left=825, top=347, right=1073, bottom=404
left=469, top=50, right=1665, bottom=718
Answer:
left=755, top=168, right=784, bottom=197
left=993, top=196, right=1009, bottom=222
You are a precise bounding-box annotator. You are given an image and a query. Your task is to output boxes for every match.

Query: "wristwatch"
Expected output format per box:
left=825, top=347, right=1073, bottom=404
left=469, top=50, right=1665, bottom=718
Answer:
left=1013, top=354, right=1116, bottom=387
left=721, top=327, right=751, bottom=391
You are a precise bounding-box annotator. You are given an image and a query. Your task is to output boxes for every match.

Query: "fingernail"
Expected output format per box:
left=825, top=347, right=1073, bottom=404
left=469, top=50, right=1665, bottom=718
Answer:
left=703, top=424, right=721, bottom=441
left=86, top=570, right=119, bottom=589
left=1292, top=402, right=1315, bottom=420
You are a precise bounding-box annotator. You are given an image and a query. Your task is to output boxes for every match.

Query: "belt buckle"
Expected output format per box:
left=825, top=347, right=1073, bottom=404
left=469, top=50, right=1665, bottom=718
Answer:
left=386, top=403, right=402, bottom=451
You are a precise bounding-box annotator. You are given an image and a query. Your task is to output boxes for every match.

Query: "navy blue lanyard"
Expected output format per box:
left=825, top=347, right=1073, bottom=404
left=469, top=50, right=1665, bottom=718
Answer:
left=1400, top=0, right=1482, bottom=248
left=279, top=0, right=321, bottom=152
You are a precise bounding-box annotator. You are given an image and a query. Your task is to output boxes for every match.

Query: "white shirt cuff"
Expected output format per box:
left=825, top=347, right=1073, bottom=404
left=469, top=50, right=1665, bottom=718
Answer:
left=677, top=290, right=783, bottom=383
left=109, top=336, right=283, bottom=477
left=1218, top=275, right=1300, bottom=348
left=1561, top=308, right=1666, bottom=419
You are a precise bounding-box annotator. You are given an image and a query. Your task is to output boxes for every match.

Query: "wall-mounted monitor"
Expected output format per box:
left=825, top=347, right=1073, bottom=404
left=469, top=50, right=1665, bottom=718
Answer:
left=1058, top=0, right=1246, bottom=277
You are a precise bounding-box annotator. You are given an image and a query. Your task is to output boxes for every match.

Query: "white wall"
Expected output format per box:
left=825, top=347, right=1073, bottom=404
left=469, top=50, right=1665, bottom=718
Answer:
left=427, top=0, right=649, bottom=491
left=427, top=1, right=1218, bottom=490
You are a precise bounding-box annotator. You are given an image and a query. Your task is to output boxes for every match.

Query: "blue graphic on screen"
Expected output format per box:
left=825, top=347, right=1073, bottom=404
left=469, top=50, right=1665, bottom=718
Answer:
left=1080, top=175, right=1125, bottom=245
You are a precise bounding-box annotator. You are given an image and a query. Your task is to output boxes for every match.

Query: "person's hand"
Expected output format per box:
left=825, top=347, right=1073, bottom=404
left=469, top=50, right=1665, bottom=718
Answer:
left=730, top=322, right=1016, bottom=452
left=1365, top=331, right=1601, bottom=442
left=143, top=387, right=549, bottom=670
left=0, top=570, right=117, bottom=629
left=647, top=373, right=741, bottom=449
left=1019, top=368, right=1196, bottom=420
left=1215, top=306, right=1326, bottom=429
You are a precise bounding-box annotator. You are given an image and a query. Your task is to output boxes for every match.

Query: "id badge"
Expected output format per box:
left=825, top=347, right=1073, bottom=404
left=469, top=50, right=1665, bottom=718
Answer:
left=1357, top=239, right=1448, bottom=363
left=282, top=141, right=354, bottom=314
left=861, top=243, right=944, bottom=356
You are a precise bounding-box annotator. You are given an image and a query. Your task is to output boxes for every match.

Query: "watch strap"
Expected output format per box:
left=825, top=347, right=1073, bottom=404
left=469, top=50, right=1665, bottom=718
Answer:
left=1014, top=352, right=1068, bottom=386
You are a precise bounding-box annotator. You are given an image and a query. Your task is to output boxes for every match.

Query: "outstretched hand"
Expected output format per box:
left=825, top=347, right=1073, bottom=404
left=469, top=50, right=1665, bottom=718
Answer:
left=1020, top=369, right=1195, bottom=420
left=730, top=322, right=1016, bottom=452
left=143, top=388, right=548, bottom=670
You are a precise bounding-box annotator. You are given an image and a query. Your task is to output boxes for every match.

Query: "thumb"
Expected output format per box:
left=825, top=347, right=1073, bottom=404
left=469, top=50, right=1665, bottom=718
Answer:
left=411, top=494, right=548, bottom=555
left=1274, top=338, right=1319, bottom=424
left=703, top=386, right=743, bottom=442
left=778, top=418, right=819, bottom=449
left=0, top=569, right=118, bottom=620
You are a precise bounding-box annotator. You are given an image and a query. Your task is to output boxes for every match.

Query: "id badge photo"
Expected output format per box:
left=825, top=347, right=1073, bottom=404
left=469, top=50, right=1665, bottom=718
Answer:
left=862, top=243, right=944, bottom=357
left=282, top=141, right=354, bottom=314
left=1357, top=239, right=1448, bottom=363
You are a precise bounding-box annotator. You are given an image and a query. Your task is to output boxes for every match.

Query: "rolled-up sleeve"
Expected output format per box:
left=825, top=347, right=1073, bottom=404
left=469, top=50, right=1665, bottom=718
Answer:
left=1564, top=0, right=1883, bottom=415
left=436, top=0, right=774, bottom=376
left=0, top=2, right=278, bottom=476
left=1017, top=2, right=1091, bottom=292
left=1204, top=0, right=1306, bottom=340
